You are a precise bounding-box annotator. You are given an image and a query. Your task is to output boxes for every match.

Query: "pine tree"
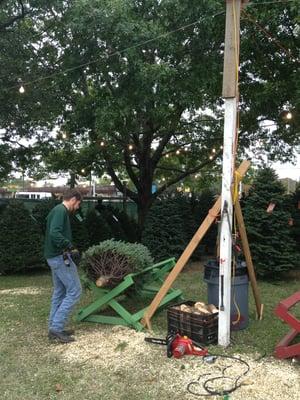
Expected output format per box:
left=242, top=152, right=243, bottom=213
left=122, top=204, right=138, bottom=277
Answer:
left=85, top=209, right=113, bottom=246
left=286, top=184, right=300, bottom=253
left=142, top=193, right=195, bottom=262
left=192, top=189, right=218, bottom=255
left=0, top=201, right=44, bottom=273
left=243, top=168, right=298, bottom=278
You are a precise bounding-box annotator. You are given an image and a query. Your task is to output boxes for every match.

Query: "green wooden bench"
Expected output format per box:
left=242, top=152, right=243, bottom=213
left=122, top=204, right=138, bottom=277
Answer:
left=77, top=257, right=183, bottom=331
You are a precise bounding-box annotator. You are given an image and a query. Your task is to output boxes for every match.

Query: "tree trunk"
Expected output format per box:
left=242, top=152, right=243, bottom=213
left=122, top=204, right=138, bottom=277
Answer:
left=137, top=191, right=155, bottom=236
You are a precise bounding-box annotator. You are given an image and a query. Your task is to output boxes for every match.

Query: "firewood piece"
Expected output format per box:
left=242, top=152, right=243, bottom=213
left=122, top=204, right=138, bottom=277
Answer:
left=207, top=304, right=218, bottom=313
left=95, top=276, right=110, bottom=287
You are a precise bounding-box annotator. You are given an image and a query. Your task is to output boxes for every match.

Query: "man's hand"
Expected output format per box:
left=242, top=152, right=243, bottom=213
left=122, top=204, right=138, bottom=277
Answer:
left=68, top=246, right=81, bottom=265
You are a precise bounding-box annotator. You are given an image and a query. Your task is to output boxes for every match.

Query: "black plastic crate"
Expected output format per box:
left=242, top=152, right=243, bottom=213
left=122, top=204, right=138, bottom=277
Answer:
left=167, top=301, right=218, bottom=345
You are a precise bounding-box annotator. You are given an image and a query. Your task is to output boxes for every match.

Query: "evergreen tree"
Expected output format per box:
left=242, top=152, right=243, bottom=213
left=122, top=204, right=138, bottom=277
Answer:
left=242, top=168, right=298, bottom=278
left=0, top=201, right=44, bottom=273
left=286, top=184, right=300, bottom=254
left=109, top=207, right=140, bottom=243
left=142, top=193, right=195, bottom=262
left=85, top=209, right=113, bottom=246
left=192, top=189, right=218, bottom=255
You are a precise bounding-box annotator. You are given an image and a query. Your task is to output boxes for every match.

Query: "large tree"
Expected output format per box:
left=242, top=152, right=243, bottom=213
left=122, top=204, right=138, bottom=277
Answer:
left=1, top=0, right=299, bottom=228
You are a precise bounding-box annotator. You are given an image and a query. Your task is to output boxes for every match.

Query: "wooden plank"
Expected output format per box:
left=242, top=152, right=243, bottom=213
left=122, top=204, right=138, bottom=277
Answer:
left=142, top=160, right=251, bottom=329
left=235, top=198, right=263, bottom=319
left=222, top=0, right=241, bottom=98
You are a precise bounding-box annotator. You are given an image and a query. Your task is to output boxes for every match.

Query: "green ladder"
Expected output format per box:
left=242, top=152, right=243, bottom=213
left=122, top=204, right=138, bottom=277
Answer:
left=77, top=257, right=183, bottom=331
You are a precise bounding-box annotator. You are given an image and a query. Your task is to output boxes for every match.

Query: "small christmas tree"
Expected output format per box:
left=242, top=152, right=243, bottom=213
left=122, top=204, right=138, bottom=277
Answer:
left=243, top=168, right=297, bottom=278
left=0, top=201, right=44, bottom=273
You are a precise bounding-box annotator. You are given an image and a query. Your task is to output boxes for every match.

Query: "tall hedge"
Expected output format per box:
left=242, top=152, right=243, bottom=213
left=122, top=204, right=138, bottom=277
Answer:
left=0, top=201, right=44, bottom=274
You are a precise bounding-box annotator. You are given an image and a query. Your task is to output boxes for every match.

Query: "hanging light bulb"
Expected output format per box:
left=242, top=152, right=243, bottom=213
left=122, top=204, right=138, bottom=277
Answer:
left=286, top=112, right=292, bottom=120
left=184, top=147, right=188, bottom=152
left=128, top=144, right=133, bottom=150
left=62, top=132, right=67, bottom=139
left=176, top=150, right=180, bottom=155
left=162, top=177, right=166, bottom=182
left=166, top=154, right=169, bottom=158
left=209, top=155, right=213, bottom=160
left=220, top=145, right=223, bottom=150
left=212, top=148, right=216, bottom=153
left=19, top=85, right=25, bottom=94
left=100, top=141, right=105, bottom=147
left=81, top=168, right=85, bottom=173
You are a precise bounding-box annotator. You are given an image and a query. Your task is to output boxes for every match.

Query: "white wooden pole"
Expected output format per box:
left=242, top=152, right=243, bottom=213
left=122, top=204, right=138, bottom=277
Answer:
left=218, top=98, right=237, bottom=346
left=218, top=0, right=244, bottom=347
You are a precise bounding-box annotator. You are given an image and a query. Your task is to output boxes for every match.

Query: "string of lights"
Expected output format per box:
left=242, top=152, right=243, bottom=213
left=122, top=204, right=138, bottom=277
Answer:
left=14, top=10, right=225, bottom=94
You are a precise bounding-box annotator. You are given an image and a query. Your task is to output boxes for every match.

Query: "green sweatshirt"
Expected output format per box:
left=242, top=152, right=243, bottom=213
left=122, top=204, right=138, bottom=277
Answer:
left=44, top=203, right=72, bottom=259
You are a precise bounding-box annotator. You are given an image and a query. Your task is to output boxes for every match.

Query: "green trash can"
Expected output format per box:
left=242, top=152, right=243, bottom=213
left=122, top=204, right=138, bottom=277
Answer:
left=204, top=259, right=249, bottom=330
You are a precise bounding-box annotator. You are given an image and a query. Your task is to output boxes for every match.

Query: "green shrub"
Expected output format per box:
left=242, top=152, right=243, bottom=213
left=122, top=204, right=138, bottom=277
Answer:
left=32, top=198, right=58, bottom=234
left=0, top=200, right=44, bottom=274
left=80, top=239, right=153, bottom=287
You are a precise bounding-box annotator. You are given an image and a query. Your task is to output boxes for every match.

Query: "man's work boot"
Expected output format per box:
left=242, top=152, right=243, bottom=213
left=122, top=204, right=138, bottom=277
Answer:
left=63, top=329, right=75, bottom=336
left=48, top=330, right=75, bottom=343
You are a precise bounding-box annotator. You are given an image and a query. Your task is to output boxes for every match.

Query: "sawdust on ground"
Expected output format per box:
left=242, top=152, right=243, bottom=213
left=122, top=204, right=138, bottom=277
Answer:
left=0, top=287, right=47, bottom=295
left=52, top=326, right=300, bottom=400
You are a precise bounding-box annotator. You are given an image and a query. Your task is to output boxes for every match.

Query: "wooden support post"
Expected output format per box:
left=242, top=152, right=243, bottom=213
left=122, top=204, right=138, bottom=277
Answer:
left=234, top=199, right=263, bottom=319
left=142, top=160, right=250, bottom=330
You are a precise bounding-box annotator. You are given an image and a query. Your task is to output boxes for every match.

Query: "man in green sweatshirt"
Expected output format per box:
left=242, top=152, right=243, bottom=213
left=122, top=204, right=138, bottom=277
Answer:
left=44, top=188, right=82, bottom=343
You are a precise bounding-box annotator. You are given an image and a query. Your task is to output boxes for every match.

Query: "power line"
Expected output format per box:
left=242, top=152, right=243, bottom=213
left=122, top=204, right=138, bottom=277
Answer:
left=6, top=10, right=225, bottom=93
left=249, top=0, right=297, bottom=5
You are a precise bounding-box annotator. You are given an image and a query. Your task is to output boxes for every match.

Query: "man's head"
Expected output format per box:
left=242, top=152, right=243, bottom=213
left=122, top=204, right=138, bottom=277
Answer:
left=62, top=188, right=82, bottom=213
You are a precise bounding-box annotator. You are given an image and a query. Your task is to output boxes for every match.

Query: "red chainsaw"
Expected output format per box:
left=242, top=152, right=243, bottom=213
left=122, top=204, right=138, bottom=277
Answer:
left=145, top=333, right=208, bottom=359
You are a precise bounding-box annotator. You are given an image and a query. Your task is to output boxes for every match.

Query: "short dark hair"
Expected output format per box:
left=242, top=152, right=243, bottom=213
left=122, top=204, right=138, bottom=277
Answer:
left=63, top=188, right=83, bottom=201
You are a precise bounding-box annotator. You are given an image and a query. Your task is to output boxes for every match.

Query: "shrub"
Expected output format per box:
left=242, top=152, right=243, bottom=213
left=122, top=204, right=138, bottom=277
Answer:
left=0, top=200, right=44, bottom=274
left=80, top=239, right=153, bottom=287
left=32, top=198, right=58, bottom=234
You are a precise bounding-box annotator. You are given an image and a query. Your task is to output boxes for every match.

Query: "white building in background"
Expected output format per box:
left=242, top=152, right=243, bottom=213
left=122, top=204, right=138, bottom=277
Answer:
left=15, top=191, right=52, bottom=200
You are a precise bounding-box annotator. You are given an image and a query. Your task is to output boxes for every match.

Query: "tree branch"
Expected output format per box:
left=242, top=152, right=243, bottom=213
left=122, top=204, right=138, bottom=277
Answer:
left=104, top=152, right=138, bottom=201
left=0, top=1, right=27, bottom=32
left=154, top=151, right=222, bottom=197
left=123, top=149, right=141, bottom=191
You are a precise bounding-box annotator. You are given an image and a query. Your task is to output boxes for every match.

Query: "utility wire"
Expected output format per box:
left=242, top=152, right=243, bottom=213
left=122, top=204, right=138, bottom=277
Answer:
left=5, top=10, right=225, bottom=92
left=4, top=1, right=298, bottom=93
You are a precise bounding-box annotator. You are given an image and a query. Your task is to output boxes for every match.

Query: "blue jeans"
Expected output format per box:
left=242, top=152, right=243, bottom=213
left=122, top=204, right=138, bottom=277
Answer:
left=47, top=255, right=82, bottom=332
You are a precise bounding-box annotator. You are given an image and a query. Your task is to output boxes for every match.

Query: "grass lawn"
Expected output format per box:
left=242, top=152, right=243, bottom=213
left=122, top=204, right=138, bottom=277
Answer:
left=0, top=261, right=299, bottom=400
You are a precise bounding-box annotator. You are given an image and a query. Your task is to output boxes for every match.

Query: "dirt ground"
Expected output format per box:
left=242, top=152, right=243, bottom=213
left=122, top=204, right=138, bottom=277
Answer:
left=52, top=325, right=300, bottom=400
